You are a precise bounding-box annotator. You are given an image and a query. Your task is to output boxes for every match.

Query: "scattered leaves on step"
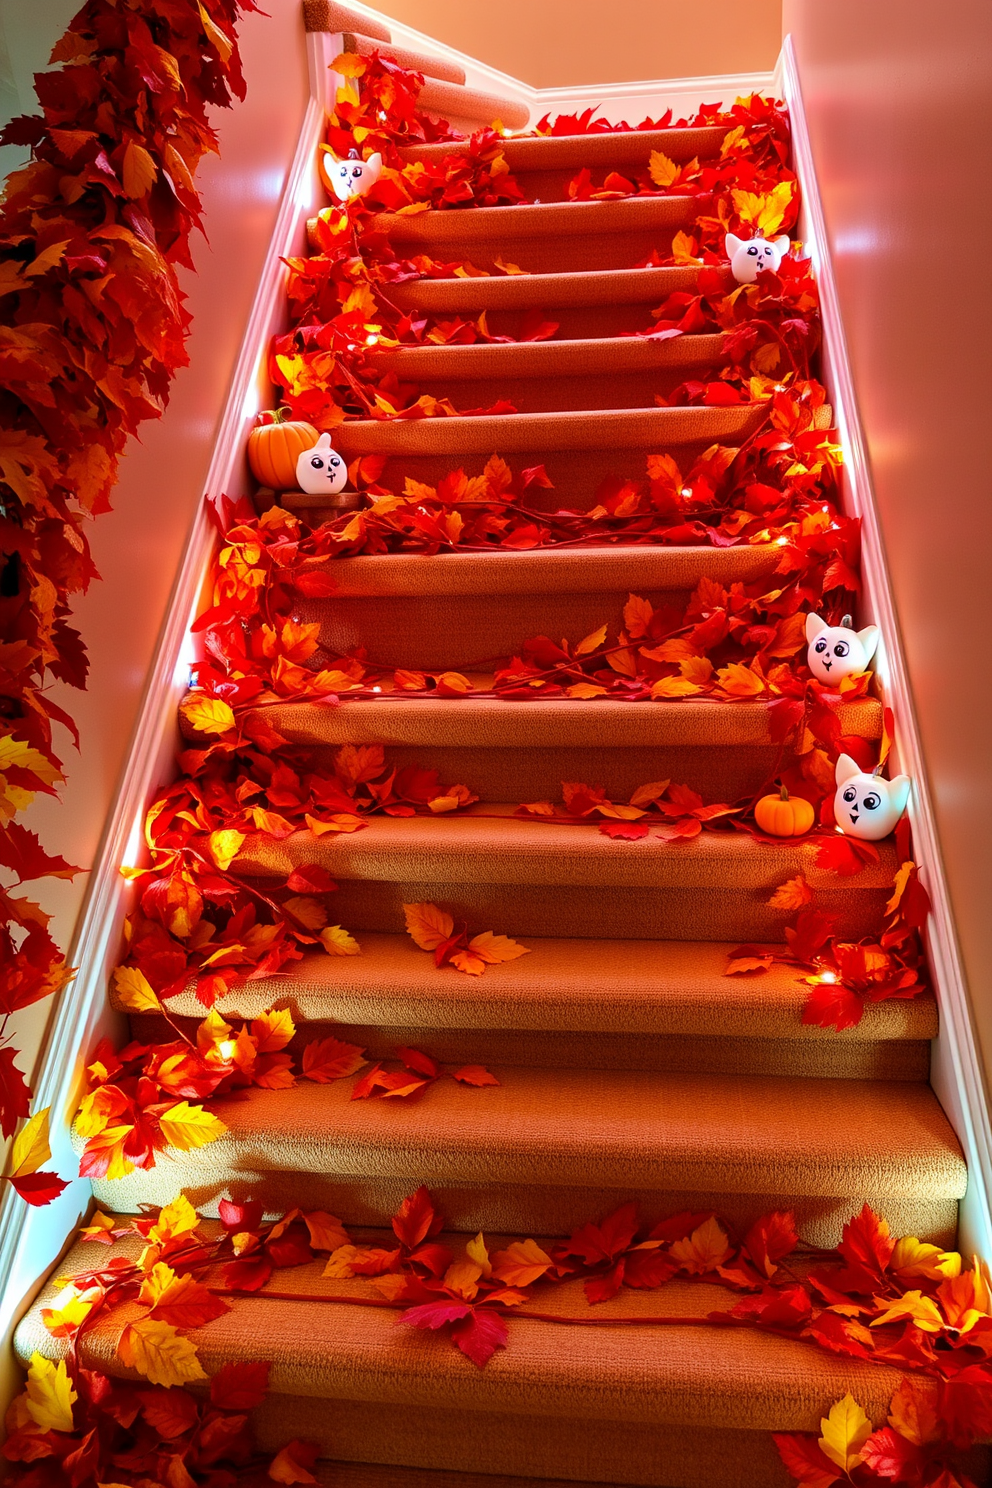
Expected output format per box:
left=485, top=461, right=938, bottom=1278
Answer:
left=351, top=1045, right=499, bottom=1102
left=403, top=902, right=530, bottom=977
left=768, top=874, right=814, bottom=910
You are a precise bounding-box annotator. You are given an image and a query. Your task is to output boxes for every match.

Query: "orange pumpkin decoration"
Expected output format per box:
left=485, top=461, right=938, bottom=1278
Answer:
left=247, top=409, right=319, bottom=489
left=754, top=785, right=815, bottom=838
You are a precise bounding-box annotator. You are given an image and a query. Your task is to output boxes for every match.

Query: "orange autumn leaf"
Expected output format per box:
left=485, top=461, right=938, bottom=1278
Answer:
left=768, top=876, right=813, bottom=910
left=669, top=1216, right=733, bottom=1274
left=623, top=594, right=654, bottom=639
left=403, top=902, right=454, bottom=951
left=301, top=1036, right=367, bottom=1083
left=464, top=930, right=530, bottom=966
left=303, top=1211, right=350, bottom=1252
left=651, top=677, right=702, bottom=698
left=715, top=662, right=766, bottom=697
left=268, top=1439, right=319, bottom=1484
left=575, top=623, right=608, bottom=656
left=491, top=1238, right=554, bottom=1286
left=680, top=655, right=715, bottom=686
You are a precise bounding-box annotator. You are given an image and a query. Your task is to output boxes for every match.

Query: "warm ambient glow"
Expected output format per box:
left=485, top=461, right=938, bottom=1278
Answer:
left=217, top=1040, right=236, bottom=1061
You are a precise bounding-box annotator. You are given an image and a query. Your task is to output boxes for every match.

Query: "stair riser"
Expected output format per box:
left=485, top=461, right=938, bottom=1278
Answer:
left=255, top=1398, right=802, bottom=1488
left=240, top=877, right=892, bottom=944
left=129, top=1013, right=931, bottom=1081
left=306, top=584, right=777, bottom=671
left=87, top=1168, right=959, bottom=1250
left=382, top=365, right=725, bottom=415
left=387, top=226, right=689, bottom=275
left=444, top=303, right=667, bottom=340
left=510, top=166, right=681, bottom=203
left=309, top=443, right=741, bottom=515
left=303, top=742, right=795, bottom=809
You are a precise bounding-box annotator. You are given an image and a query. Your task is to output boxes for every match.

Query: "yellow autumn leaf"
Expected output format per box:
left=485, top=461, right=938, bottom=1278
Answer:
left=24, top=1351, right=76, bottom=1432
left=575, top=623, right=607, bottom=656
left=670, top=230, right=701, bottom=264
left=198, top=1, right=233, bottom=63
left=403, top=902, right=454, bottom=952
left=818, top=1393, right=872, bottom=1473
left=669, top=1217, right=733, bottom=1274
left=885, top=861, right=916, bottom=918
left=466, top=1231, right=493, bottom=1279
left=331, top=50, right=367, bottom=78
left=180, top=695, right=235, bottom=736
left=41, top=1287, right=95, bottom=1339
left=11, top=1106, right=53, bottom=1177
left=640, top=637, right=697, bottom=663
left=208, top=828, right=245, bottom=872
left=305, top=813, right=364, bottom=836
left=146, top=1194, right=201, bottom=1248
left=111, top=964, right=161, bottom=1014
left=648, top=150, right=679, bottom=187
left=651, top=677, right=702, bottom=699
left=158, top=1101, right=227, bottom=1152
left=25, top=238, right=71, bottom=276
left=117, top=1317, right=207, bottom=1388
left=891, top=1235, right=962, bottom=1282
left=566, top=682, right=608, bottom=699
left=870, top=1289, right=944, bottom=1333
left=491, top=1238, right=554, bottom=1286
left=0, top=735, right=63, bottom=785
left=251, top=1007, right=296, bottom=1053
left=732, top=180, right=794, bottom=235
left=319, top=924, right=362, bottom=956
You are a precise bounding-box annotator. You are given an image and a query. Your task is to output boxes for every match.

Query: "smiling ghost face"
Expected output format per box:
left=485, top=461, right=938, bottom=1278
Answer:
left=323, top=150, right=383, bottom=202
left=725, top=232, right=791, bottom=284
left=805, top=613, right=880, bottom=686
left=295, top=433, right=347, bottom=495
left=833, top=754, right=911, bottom=841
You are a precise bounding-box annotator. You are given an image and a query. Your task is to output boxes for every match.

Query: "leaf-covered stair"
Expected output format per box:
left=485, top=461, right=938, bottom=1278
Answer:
left=13, top=24, right=978, bottom=1488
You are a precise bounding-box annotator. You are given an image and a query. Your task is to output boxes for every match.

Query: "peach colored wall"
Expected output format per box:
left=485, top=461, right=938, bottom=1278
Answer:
left=784, top=1, right=992, bottom=1069
left=368, top=0, right=782, bottom=88
left=13, top=0, right=310, bottom=1084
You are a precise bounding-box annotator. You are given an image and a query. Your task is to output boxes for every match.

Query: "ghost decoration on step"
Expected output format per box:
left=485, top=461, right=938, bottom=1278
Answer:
left=833, top=755, right=911, bottom=842
left=321, top=147, right=383, bottom=202
left=805, top=613, right=880, bottom=686
left=725, top=232, right=790, bottom=284
left=295, top=433, right=348, bottom=495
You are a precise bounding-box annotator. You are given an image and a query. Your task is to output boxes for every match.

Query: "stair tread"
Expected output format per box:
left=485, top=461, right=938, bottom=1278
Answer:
left=231, top=695, right=882, bottom=750
left=292, top=544, right=782, bottom=597
left=304, top=0, right=391, bottom=42
left=331, top=404, right=766, bottom=457
left=416, top=79, right=530, bottom=134
left=18, top=1224, right=911, bottom=1432
left=388, top=265, right=707, bottom=311
left=343, top=32, right=467, bottom=87
left=399, top=127, right=727, bottom=171
left=133, top=931, right=936, bottom=1042
left=69, top=1068, right=967, bottom=1196
left=374, top=334, right=727, bottom=380
left=235, top=804, right=898, bottom=890
left=367, top=196, right=699, bottom=246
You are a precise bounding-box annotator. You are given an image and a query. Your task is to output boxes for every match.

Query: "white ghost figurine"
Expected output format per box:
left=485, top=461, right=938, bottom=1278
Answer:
left=833, top=754, right=911, bottom=842
left=725, top=232, right=791, bottom=284
left=805, top=613, right=880, bottom=686
left=295, top=433, right=348, bottom=495
left=322, top=148, right=383, bottom=202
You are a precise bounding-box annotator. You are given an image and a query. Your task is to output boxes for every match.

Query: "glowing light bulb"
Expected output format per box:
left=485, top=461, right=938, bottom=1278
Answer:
left=818, top=972, right=838, bottom=984
left=365, top=334, right=379, bottom=346
left=681, top=487, right=692, bottom=497
left=371, top=685, right=382, bottom=693
left=775, top=535, right=789, bottom=546
left=218, top=1039, right=235, bottom=1061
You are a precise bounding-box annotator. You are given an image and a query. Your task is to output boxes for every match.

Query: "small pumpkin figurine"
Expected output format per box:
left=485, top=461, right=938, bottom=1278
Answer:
left=247, top=408, right=319, bottom=489
left=755, top=784, right=815, bottom=838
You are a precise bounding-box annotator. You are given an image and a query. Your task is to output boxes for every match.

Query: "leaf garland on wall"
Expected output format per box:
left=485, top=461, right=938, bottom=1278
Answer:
left=0, top=0, right=260, bottom=1194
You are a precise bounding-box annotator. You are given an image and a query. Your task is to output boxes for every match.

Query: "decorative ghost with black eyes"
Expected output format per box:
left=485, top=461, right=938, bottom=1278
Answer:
left=295, top=433, right=348, bottom=495
left=805, top=613, right=880, bottom=686
left=321, top=147, right=383, bottom=202
left=725, top=232, right=791, bottom=284
left=833, top=754, right=911, bottom=841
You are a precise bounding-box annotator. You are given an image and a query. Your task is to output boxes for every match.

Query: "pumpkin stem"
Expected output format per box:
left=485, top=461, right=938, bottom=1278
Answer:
left=779, top=785, right=789, bottom=801
left=840, top=613, right=853, bottom=629
left=272, top=405, right=293, bottom=425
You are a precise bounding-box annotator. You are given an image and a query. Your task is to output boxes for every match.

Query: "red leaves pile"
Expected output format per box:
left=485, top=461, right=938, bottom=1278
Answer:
left=0, top=0, right=255, bottom=1197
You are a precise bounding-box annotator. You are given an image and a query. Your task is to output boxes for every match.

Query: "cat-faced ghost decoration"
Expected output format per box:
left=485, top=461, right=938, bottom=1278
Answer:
left=833, top=754, right=911, bottom=841
left=320, top=147, right=383, bottom=202
left=295, top=433, right=348, bottom=495
left=725, top=232, right=790, bottom=284
left=806, top=613, right=880, bottom=686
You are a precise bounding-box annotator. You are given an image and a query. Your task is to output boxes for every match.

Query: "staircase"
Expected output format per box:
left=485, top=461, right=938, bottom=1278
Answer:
left=11, top=7, right=975, bottom=1487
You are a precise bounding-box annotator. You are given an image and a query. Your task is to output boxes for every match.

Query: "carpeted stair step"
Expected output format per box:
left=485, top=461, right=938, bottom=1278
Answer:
left=25, top=1224, right=991, bottom=1488
left=309, top=198, right=702, bottom=274
left=25, top=1225, right=974, bottom=1488
left=369, top=333, right=729, bottom=414
left=325, top=405, right=767, bottom=515
left=399, top=127, right=728, bottom=204
left=341, top=32, right=468, bottom=87
left=232, top=806, right=897, bottom=942
left=304, top=0, right=392, bottom=44
left=386, top=265, right=715, bottom=341
left=75, top=1071, right=965, bottom=1238
left=226, top=695, right=882, bottom=804
left=124, top=933, right=936, bottom=1082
